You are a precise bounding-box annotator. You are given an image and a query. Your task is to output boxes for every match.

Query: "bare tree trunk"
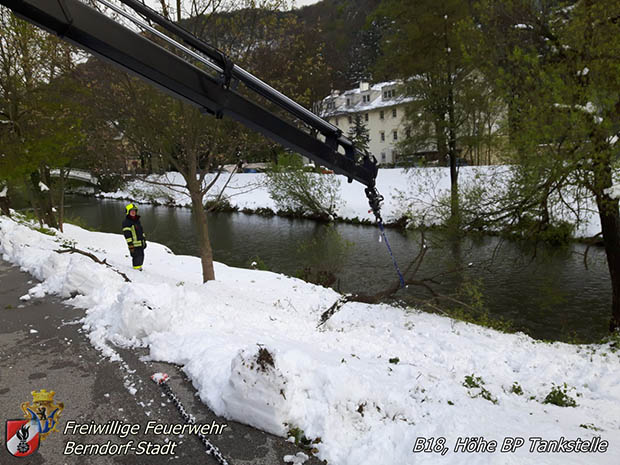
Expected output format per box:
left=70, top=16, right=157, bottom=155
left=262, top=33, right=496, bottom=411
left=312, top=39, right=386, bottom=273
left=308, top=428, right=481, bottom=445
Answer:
left=57, top=169, right=67, bottom=232
left=59, top=181, right=65, bottom=232
left=0, top=198, right=9, bottom=216
left=42, top=166, right=58, bottom=229
left=189, top=185, right=215, bottom=282
left=444, top=17, right=460, bottom=228
left=594, top=165, right=620, bottom=332
left=30, top=169, right=58, bottom=228
left=0, top=184, right=10, bottom=216
left=448, top=87, right=460, bottom=229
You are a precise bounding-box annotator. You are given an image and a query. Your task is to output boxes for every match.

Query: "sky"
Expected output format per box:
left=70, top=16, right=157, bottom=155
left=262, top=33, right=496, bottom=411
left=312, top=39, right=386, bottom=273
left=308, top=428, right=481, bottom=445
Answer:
left=143, top=0, right=322, bottom=13
left=290, top=0, right=321, bottom=7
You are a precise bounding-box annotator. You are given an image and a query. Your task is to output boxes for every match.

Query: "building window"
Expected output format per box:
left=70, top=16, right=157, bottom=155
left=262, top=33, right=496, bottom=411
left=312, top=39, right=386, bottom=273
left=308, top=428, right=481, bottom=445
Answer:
left=380, top=110, right=384, bottom=120
left=346, top=98, right=350, bottom=106
left=380, top=131, right=385, bottom=142
left=392, top=108, right=397, bottom=118
left=381, top=152, right=386, bottom=162
left=363, top=94, right=370, bottom=103
left=348, top=115, right=352, bottom=124
left=383, top=89, right=395, bottom=99
left=365, top=113, right=369, bottom=122
left=393, top=130, right=398, bottom=141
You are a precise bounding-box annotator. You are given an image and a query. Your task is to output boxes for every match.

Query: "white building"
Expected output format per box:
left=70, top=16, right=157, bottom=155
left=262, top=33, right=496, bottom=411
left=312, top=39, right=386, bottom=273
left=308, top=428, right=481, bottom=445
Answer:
left=319, top=81, right=411, bottom=165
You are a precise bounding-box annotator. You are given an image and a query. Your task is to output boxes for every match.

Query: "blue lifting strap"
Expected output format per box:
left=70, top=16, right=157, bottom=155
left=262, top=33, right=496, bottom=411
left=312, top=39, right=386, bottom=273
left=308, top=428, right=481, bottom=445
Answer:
left=378, top=220, right=406, bottom=288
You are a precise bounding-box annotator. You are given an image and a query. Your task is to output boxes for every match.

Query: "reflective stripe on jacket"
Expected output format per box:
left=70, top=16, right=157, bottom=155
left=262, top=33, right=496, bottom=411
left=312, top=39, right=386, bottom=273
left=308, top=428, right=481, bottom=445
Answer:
left=122, top=215, right=145, bottom=247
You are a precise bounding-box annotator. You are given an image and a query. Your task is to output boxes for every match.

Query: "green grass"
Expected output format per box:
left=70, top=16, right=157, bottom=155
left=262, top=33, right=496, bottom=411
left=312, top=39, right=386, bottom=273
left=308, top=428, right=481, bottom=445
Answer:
left=285, top=425, right=321, bottom=453
left=579, top=423, right=602, bottom=431
left=463, top=374, right=498, bottom=404
left=543, top=383, right=578, bottom=407
left=34, top=225, right=56, bottom=236
left=13, top=211, right=56, bottom=235
left=510, top=382, right=523, bottom=395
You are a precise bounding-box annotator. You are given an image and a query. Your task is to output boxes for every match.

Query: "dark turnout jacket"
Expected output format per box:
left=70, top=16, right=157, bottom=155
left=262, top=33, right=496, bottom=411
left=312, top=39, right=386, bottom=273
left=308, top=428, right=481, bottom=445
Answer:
left=122, top=215, right=145, bottom=248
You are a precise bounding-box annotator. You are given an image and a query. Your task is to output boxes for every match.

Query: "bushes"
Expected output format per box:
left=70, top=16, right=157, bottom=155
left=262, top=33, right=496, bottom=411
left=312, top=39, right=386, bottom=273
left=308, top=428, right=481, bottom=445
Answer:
left=97, top=173, right=126, bottom=192
left=265, top=154, right=342, bottom=221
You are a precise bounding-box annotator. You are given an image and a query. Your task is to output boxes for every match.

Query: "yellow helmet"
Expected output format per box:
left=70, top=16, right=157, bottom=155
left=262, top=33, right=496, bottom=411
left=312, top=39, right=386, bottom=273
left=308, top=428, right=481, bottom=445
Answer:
left=125, top=203, right=138, bottom=215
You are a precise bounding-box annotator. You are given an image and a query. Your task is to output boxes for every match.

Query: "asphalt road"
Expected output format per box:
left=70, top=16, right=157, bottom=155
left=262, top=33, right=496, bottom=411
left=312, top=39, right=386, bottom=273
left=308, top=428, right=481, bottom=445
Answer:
left=0, top=258, right=323, bottom=465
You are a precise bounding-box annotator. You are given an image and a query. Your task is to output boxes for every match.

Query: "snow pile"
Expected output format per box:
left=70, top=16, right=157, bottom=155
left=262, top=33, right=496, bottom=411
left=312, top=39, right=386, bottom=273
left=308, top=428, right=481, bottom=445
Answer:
left=101, top=167, right=603, bottom=238
left=577, top=67, right=590, bottom=76
left=1, top=215, right=619, bottom=465
left=605, top=184, right=620, bottom=200
left=284, top=452, right=309, bottom=463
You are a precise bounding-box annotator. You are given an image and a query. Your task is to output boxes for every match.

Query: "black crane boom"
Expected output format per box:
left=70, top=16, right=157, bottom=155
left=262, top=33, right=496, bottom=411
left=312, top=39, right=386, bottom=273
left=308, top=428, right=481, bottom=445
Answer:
left=0, top=0, right=382, bottom=203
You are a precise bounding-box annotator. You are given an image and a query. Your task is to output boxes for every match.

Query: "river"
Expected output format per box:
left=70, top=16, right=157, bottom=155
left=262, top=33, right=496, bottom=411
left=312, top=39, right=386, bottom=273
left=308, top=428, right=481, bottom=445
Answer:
left=62, top=195, right=611, bottom=343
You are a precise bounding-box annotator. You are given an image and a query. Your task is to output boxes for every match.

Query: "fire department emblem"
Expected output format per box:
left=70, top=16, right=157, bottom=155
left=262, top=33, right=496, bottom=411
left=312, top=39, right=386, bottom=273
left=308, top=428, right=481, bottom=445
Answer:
left=6, top=390, right=64, bottom=457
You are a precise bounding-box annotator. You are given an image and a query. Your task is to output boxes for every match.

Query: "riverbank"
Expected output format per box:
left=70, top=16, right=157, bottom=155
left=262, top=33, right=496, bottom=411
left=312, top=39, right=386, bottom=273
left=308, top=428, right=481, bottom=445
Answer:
left=1, top=213, right=619, bottom=465
left=97, top=167, right=604, bottom=238
left=59, top=195, right=615, bottom=343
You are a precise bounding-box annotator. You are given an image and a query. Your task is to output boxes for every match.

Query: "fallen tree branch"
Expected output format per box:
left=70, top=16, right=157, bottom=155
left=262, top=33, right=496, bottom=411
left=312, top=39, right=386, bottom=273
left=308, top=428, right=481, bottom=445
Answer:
left=317, top=294, right=352, bottom=328
left=55, top=247, right=132, bottom=283
left=316, top=229, right=487, bottom=328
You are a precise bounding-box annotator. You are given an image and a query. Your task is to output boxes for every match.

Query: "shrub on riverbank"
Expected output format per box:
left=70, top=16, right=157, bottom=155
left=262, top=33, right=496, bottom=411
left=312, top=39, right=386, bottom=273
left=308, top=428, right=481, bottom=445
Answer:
left=98, top=167, right=605, bottom=242
left=265, top=154, right=342, bottom=221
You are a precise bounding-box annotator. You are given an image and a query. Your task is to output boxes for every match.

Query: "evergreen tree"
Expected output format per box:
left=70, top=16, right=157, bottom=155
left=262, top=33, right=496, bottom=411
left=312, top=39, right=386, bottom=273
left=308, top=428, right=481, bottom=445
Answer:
left=348, top=18, right=384, bottom=83
left=347, top=113, right=371, bottom=157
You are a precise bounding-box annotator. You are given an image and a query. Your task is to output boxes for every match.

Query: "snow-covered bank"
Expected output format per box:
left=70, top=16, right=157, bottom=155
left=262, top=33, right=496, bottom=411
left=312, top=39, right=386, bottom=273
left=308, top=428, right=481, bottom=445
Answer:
left=1, top=215, right=619, bottom=465
left=99, top=167, right=603, bottom=238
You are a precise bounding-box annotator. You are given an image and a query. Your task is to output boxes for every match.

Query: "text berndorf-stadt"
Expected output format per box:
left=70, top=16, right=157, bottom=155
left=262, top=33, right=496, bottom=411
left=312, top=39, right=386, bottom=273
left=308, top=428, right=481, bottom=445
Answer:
left=62, top=420, right=228, bottom=456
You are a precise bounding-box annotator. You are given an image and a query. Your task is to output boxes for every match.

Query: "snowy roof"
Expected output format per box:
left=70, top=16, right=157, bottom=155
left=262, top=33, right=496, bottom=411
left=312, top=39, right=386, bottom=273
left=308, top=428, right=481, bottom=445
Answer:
left=320, top=80, right=412, bottom=117
left=340, top=80, right=400, bottom=96
left=325, top=96, right=414, bottom=117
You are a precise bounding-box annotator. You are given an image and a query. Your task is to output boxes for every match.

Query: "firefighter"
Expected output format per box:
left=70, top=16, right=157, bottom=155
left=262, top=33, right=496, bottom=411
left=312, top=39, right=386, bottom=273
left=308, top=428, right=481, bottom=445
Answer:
left=122, top=203, right=146, bottom=270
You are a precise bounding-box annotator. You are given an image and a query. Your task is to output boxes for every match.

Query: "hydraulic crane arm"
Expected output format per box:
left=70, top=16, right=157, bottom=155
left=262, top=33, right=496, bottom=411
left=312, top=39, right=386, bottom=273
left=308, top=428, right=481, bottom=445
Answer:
left=0, top=0, right=384, bottom=218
